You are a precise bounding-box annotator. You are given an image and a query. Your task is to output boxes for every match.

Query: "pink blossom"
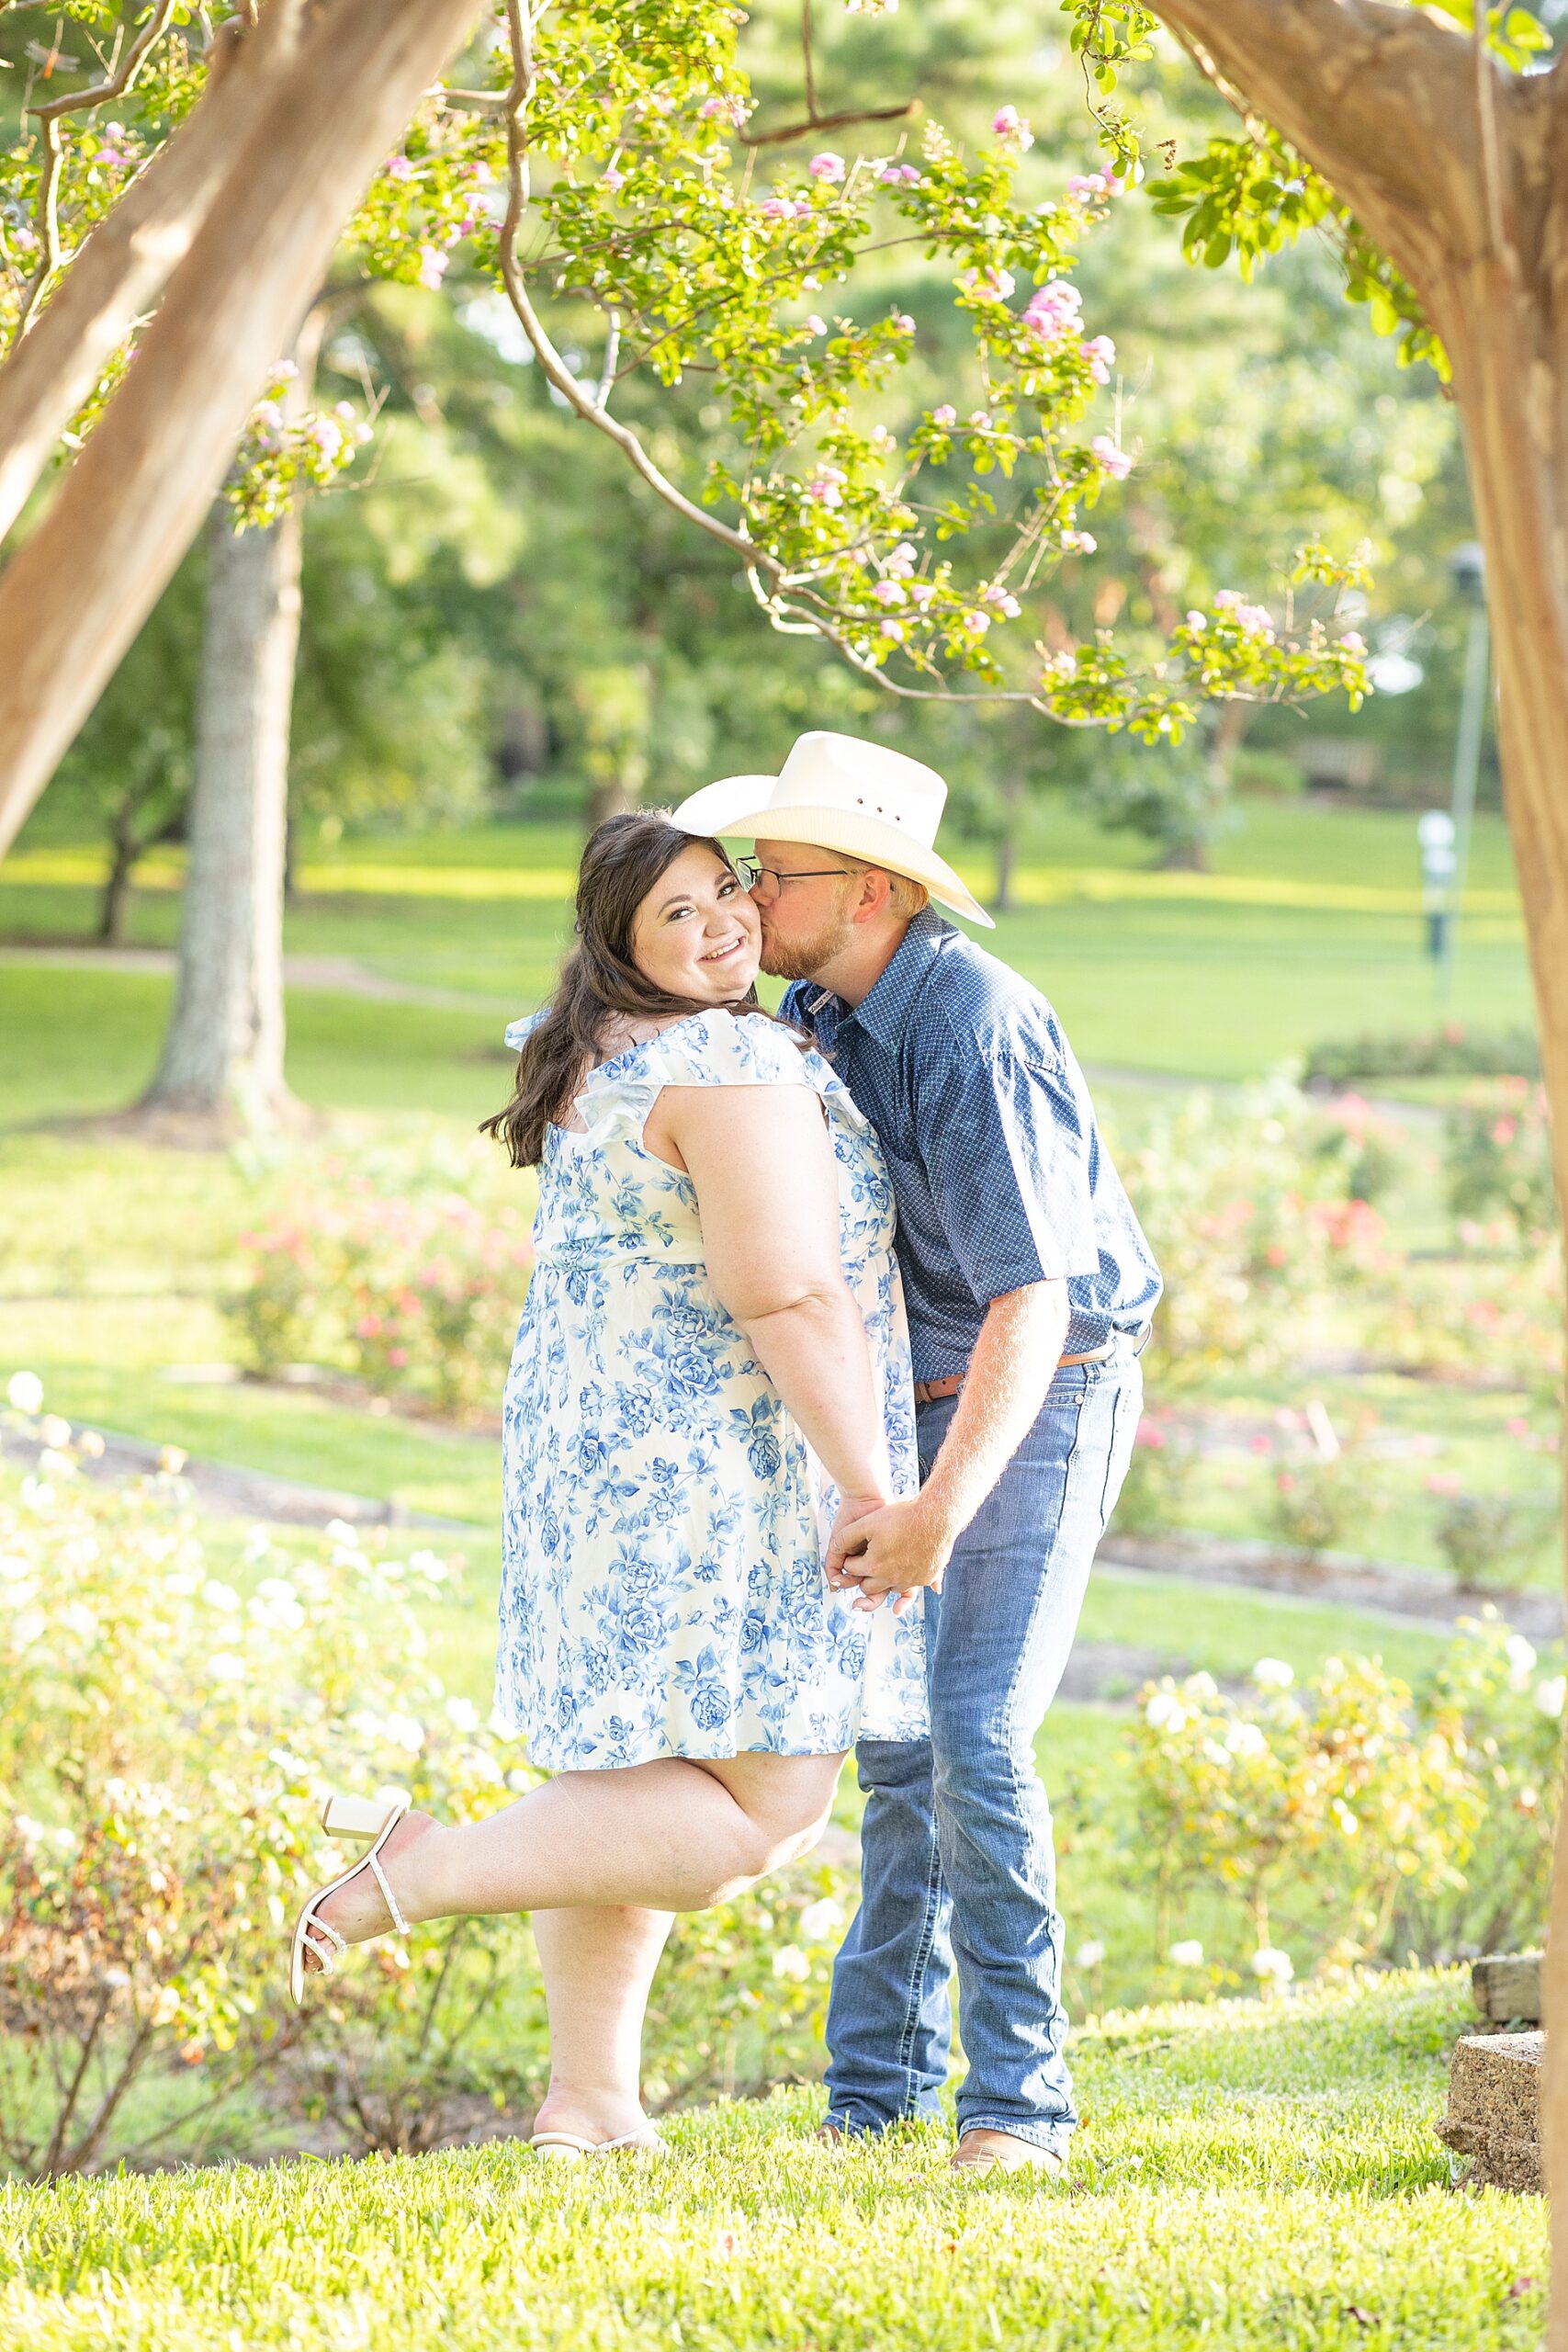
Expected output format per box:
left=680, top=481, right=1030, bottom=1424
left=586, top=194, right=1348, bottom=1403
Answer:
left=807, top=467, right=846, bottom=510
left=808, top=152, right=846, bottom=182
left=964, top=611, right=991, bottom=636
left=879, top=163, right=922, bottom=187
left=1339, top=630, right=1367, bottom=657
left=1186, top=610, right=1207, bottom=630
left=992, top=107, right=1033, bottom=151
left=931, top=403, right=957, bottom=426
left=885, top=543, right=918, bottom=578
left=759, top=197, right=792, bottom=221
left=804, top=313, right=828, bottom=337
left=872, top=580, right=908, bottom=606
left=1426, top=1471, right=1463, bottom=1498
left=1066, top=175, right=1100, bottom=200
left=1083, top=334, right=1115, bottom=384
left=416, top=244, right=449, bottom=291
left=906, top=582, right=938, bottom=609
left=879, top=618, right=905, bottom=641
left=1062, top=529, right=1097, bottom=553
left=968, top=410, right=993, bottom=428
left=793, top=199, right=816, bottom=220
left=384, top=155, right=412, bottom=182
left=891, top=311, right=916, bottom=334
left=602, top=163, right=626, bottom=190
left=960, top=266, right=1015, bottom=304
left=982, top=583, right=1022, bottom=618
left=1090, top=434, right=1132, bottom=480
left=310, top=419, right=344, bottom=459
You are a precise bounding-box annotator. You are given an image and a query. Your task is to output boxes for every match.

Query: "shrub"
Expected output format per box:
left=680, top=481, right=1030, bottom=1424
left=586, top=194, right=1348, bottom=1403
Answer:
left=1443, top=1080, right=1557, bottom=1246
left=1132, top=1615, right=1562, bottom=1984
left=1303, top=1025, right=1540, bottom=1089
left=1432, top=1491, right=1557, bottom=1595
left=228, top=1128, right=536, bottom=1420
left=1109, top=1409, right=1201, bottom=1536
left=1266, top=1440, right=1385, bottom=1560
left=0, top=1397, right=514, bottom=2178
left=1364, top=1239, right=1563, bottom=1408
left=1123, top=1077, right=1385, bottom=1394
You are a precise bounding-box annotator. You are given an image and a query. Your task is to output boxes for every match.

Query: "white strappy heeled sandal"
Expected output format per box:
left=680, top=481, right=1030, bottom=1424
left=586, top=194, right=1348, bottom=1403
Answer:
left=527, top=2126, right=666, bottom=2163
left=289, top=1792, right=412, bottom=2005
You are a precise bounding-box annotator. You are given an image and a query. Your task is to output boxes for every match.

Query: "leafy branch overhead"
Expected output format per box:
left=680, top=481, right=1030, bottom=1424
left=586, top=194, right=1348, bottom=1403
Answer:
left=0, top=0, right=1376, bottom=741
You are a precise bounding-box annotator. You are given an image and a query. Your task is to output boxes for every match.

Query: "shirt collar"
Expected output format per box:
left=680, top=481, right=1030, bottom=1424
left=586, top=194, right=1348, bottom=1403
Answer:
left=806, top=905, right=953, bottom=1049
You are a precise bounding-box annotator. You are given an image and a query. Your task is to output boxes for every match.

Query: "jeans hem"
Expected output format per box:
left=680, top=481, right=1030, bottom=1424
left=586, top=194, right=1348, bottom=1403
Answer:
left=955, top=2114, right=1073, bottom=2157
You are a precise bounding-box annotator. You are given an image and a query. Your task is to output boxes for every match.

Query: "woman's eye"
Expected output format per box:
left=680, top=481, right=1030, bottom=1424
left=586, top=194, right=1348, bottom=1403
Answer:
left=717, top=877, right=739, bottom=899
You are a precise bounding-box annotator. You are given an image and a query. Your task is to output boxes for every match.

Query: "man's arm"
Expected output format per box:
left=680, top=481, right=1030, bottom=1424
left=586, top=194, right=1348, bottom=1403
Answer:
left=825, top=1277, right=1072, bottom=1606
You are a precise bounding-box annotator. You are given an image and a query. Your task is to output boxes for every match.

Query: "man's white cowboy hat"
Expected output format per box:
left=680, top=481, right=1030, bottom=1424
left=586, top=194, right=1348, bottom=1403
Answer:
left=671, top=730, right=993, bottom=929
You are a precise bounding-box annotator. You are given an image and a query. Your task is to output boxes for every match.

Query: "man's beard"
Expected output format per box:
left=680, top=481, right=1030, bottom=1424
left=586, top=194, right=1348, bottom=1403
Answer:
left=757, top=910, right=855, bottom=982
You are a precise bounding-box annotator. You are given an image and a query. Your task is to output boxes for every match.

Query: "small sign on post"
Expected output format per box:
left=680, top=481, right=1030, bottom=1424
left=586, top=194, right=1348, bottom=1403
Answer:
left=1417, top=808, right=1456, bottom=962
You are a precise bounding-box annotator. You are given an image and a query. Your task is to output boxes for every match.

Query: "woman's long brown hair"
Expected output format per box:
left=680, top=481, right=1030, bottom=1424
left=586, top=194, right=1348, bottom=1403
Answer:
left=480, top=810, right=761, bottom=1168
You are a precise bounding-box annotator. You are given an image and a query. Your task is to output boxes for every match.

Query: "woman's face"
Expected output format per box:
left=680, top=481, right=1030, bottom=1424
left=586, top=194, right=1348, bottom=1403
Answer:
left=629, top=844, right=761, bottom=1002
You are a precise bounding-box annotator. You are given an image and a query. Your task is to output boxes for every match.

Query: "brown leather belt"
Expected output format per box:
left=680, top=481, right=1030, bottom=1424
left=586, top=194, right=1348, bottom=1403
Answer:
left=913, top=1343, right=1115, bottom=1408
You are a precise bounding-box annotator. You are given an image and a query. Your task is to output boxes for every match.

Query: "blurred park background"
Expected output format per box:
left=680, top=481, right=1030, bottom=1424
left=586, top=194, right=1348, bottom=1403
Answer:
left=0, top=0, right=1561, bottom=2220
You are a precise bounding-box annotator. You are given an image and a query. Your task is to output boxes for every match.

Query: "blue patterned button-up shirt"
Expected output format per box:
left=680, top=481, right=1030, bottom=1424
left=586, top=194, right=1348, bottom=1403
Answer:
left=781, top=908, right=1161, bottom=1379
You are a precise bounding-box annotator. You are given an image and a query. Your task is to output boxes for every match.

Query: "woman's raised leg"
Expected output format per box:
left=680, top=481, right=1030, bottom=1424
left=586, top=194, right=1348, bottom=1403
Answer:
left=308, top=1748, right=842, bottom=1958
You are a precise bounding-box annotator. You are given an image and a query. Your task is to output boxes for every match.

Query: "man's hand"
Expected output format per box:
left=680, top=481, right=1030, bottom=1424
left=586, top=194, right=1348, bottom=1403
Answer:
left=826, top=1493, right=958, bottom=1611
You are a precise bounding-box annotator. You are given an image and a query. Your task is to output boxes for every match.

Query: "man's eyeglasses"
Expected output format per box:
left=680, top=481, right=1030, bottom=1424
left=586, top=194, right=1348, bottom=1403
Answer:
left=736, top=857, right=853, bottom=898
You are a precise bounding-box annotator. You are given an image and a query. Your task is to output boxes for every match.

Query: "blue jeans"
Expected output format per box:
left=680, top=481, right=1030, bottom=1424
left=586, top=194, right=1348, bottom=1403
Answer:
left=824, top=1348, right=1140, bottom=2154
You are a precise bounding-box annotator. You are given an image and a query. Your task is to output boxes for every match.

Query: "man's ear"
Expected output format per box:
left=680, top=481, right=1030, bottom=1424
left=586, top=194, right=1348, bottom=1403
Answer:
left=850, top=866, right=894, bottom=925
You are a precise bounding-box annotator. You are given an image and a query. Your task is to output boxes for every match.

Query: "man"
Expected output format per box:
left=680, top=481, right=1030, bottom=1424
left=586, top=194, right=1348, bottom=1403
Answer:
left=672, top=730, right=1161, bottom=2176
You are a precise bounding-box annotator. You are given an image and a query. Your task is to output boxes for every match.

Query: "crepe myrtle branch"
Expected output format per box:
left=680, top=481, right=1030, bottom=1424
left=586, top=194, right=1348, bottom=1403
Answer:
left=496, top=0, right=786, bottom=586
left=15, top=0, right=180, bottom=336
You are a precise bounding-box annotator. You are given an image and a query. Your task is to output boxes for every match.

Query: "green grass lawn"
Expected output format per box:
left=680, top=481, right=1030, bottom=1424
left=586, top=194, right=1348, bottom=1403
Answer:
left=0, top=797, right=1536, bottom=1110
left=0, top=1969, right=1543, bottom=2352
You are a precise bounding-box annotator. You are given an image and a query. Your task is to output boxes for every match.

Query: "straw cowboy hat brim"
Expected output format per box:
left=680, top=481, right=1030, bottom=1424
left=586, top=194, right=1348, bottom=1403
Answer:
left=671, top=733, right=994, bottom=928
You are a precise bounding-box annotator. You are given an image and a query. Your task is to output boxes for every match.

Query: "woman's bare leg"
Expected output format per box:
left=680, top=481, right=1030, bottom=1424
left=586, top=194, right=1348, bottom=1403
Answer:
left=310, top=1748, right=842, bottom=1954
left=528, top=1906, right=674, bottom=2145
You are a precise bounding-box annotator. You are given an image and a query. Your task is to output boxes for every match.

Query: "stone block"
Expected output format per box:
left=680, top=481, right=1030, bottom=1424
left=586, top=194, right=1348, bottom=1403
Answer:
left=1472, top=1951, right=1543, bottom=2025
left=1435, top=2030, right=1542, bottom=2193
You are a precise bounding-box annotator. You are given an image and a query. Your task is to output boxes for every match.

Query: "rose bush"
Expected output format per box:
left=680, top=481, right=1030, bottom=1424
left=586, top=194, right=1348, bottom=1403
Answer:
left=227, top=1128, right=536, bottom=1420
left=1122, top=1077, right=1389, bottom=1394
left=1131, top=1614, right=1562, bottom=1986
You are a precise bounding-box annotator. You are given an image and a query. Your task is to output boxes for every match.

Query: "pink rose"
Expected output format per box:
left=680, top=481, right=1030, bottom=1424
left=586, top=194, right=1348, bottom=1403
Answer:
left=808, top=152, right=846, bottom=182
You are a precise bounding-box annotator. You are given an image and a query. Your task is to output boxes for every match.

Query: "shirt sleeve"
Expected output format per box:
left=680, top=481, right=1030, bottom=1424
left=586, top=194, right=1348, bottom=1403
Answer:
left=917, top=1012, right=1101, bottom=1301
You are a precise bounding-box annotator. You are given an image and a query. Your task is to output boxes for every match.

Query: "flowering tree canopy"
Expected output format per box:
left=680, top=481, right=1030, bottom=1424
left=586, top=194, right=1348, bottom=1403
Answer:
left=0, top=0, right=1374, bottom=870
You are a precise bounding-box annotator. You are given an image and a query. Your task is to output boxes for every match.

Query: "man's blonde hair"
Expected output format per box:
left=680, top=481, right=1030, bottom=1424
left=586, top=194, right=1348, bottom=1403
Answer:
left=840, top=854, right=931, bottom=920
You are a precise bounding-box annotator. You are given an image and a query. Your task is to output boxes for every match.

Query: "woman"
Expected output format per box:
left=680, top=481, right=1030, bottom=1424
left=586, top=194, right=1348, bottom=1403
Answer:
left=290, top=811, right=925, bottom=2156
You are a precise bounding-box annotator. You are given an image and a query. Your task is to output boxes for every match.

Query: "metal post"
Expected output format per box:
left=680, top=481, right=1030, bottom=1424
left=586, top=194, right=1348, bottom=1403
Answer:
left=1439, top=546, right=1491, bottom=1011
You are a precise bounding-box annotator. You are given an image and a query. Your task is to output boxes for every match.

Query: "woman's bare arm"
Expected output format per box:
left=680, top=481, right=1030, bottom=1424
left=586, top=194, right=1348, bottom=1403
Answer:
left=652, top=1082, right=892, bottom=1508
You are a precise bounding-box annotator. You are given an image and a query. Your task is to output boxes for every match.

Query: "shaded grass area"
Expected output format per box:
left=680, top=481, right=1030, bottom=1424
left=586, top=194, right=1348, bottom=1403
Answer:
left=0, top=1970, right=1542, bottom=2352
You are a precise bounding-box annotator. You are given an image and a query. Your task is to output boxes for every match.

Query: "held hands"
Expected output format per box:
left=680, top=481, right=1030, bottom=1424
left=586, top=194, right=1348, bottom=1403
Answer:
left=825, top=1492, right=958, bottom=1613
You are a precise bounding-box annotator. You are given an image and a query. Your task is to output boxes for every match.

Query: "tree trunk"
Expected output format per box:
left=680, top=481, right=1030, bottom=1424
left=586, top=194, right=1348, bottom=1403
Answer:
left=0, top=0, right=481, bottom=863
left=994, top=772, right=1024, bottom=912
left=1141, top=5, right=1568, bottom=2326
left=133, top=501, right=302, bottom=1136
left=96, top=827, right=138, bottom=945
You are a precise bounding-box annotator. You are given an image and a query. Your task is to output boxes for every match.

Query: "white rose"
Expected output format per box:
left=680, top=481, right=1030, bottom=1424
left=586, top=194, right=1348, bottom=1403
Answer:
left=1224, top=1723, right=1269, bottom=1761
left=1535, top=1676, right=1566, bottom=1720
left=1251, top=1947, right=1294, bottom=1984
left=1145, top=1692, right=1186, bottom=1733
left=1506, top=1634, right=1538, bottom=1690
left=6, top=1371, right=44, bottom=1414
left=39, top=1415, right=72, bottom=1450
left=1169, top=1940, right=1204, bottom=1968
left=1074, top=1939, right=1106, bottom=1971
left=798, top=1897, right=844, bottom=1942
left=773, top=1945, right=811, bottom=1982
left=208, top=1653, right=247, bottom=1686
left=1251, top=1658, right=1293, bottom=1690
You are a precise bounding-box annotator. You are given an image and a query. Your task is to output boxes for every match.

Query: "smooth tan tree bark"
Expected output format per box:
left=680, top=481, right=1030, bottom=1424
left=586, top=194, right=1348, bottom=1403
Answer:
left=1151, top=0, right=1568, bottom=2324
left=132, top=498, right=303, bottom=1136
left=0, top=0, right=305, bottom=548
left=0, top=0, right=480, bottom=863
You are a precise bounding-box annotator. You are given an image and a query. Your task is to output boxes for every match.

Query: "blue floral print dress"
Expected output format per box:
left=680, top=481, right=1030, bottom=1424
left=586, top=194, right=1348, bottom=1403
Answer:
left=495, top=1007, right=928, bottom=1770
